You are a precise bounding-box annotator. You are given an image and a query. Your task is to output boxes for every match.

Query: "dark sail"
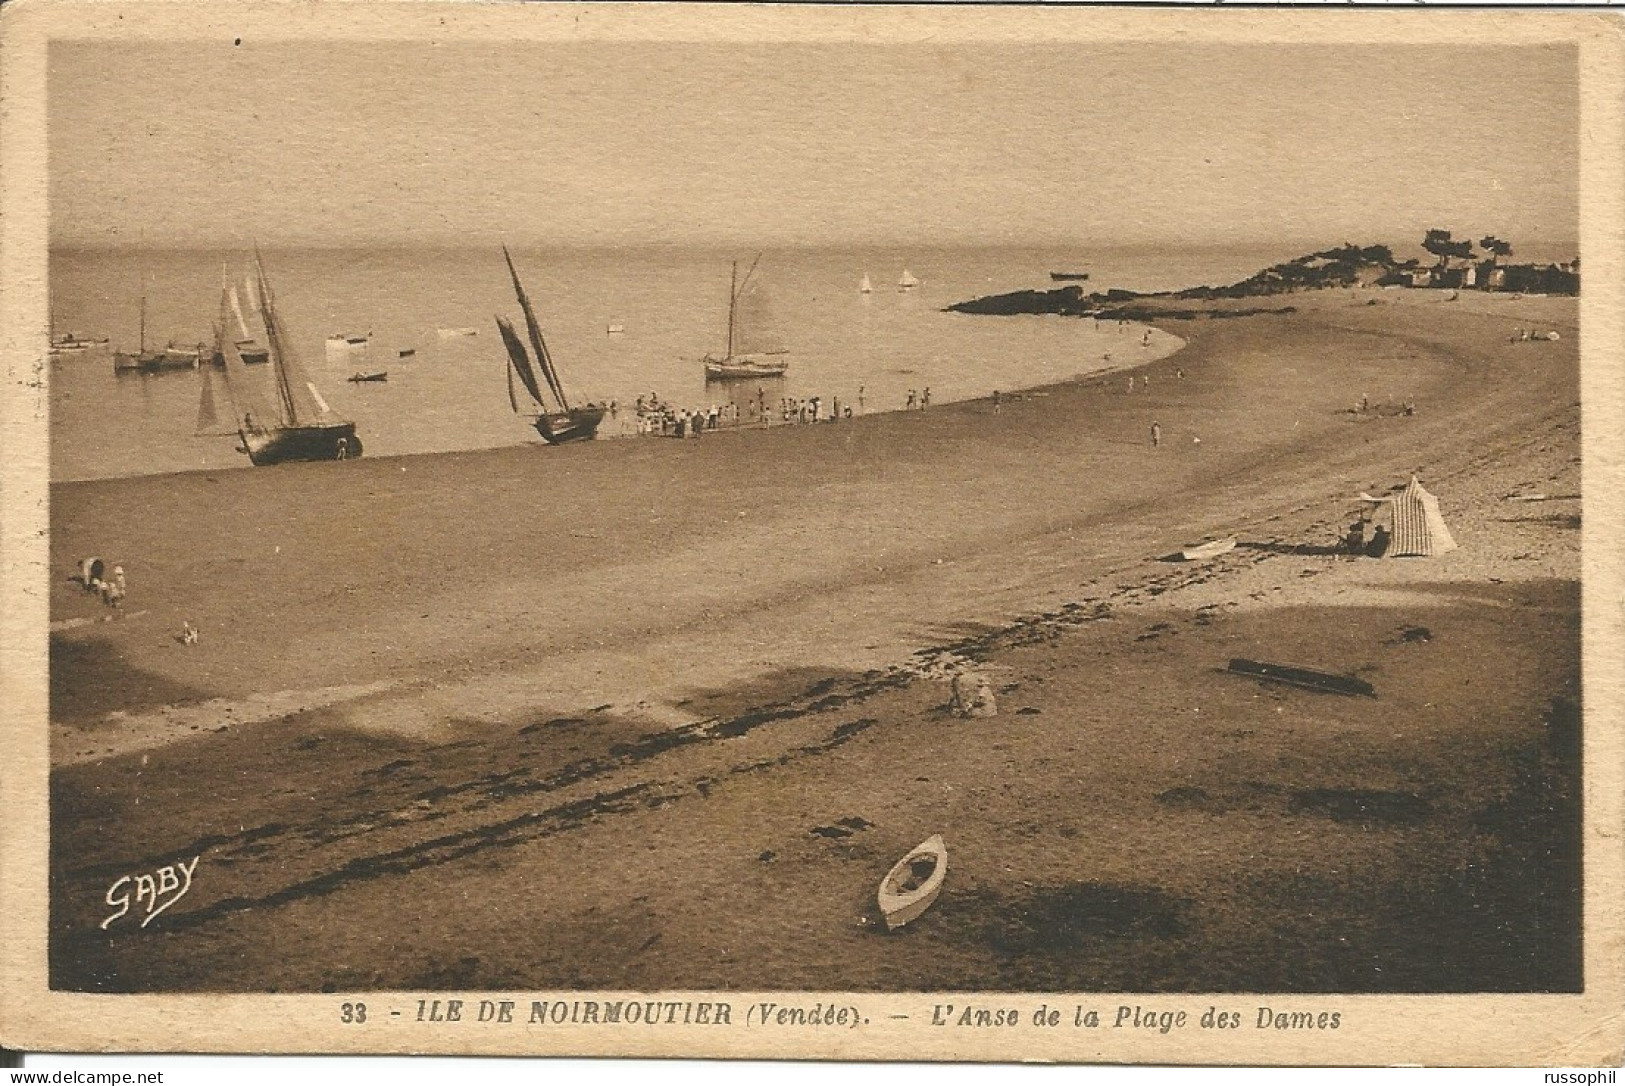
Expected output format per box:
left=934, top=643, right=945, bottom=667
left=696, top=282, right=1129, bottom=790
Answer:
left=253, top=253, right=328, bottom=427
left=495, top=316, right=546, bottom=409
left=501, top=245, right=569, bottom=411
left=505, top=340, right=519, bottom=413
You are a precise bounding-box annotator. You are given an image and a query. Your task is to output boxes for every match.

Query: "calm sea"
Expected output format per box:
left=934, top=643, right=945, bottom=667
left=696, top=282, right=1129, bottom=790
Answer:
left=47, top=244, right=1294, bottom=482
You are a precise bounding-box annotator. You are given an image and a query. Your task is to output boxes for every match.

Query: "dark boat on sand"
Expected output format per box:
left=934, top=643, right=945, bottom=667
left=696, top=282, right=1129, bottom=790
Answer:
left=199, top=253, right=361, bottom=466
left=496, top=246, right=604, bottom=445
left=1049, top=271, right=1091, bottom=282
left=348, top=370, right=388, bottom=383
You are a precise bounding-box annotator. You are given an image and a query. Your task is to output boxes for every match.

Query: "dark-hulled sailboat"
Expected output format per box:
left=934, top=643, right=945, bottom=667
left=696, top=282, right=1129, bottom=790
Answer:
left=497, top=246, right=604, bottom=445
left=199, top=254, right=361, bottom=466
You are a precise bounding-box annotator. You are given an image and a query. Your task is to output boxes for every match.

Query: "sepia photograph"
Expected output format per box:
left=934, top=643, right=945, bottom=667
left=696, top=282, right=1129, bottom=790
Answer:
left=2, top=1, right=1621, bottom=1065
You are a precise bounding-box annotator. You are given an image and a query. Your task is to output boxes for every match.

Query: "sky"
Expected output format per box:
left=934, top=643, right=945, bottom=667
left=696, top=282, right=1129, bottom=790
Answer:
left=48, top=41, right=1579, bottom=251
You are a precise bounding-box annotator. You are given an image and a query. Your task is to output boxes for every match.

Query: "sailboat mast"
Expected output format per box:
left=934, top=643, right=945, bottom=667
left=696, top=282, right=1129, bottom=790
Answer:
left=731, top=260, right=744, bottom=362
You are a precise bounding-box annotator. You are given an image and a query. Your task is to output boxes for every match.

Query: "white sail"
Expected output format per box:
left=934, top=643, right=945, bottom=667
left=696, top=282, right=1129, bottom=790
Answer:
left=898, top=268, right=919, bottom=290
left=860, top=274, right=873, bottom=294
left=228, top=286, right=253, bottom=341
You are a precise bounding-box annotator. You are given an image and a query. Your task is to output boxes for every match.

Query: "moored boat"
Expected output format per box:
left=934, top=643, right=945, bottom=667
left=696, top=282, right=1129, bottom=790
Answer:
left=50, top=332, right=109, bottom=353
left=348, top=370, right=388, bottom=383
left=1049, top=271, right=1091, bottom=282
left=160, top=342, right=206, bottom=370
left=111, top=292, right=167, bottom=374
left=702, top=254, right=790, bottom=381
left=878, top=834, right=947, bottom=931
left=496, top=245, right=604, bottom=446
left=897, top=268, right=920, bottom=292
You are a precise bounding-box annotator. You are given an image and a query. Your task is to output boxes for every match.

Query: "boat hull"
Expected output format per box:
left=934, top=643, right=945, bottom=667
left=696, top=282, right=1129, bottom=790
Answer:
left=704, top=357, right=789, bottom=380
left=114, top=351, right=189, bottom=375
left=533, top=406, right=605, bottom=445
left=241, top=421, right=362, bottom=466
left=878, top=834, right=947, bottom=931
left=1179, top=536, right=1237, bottom=561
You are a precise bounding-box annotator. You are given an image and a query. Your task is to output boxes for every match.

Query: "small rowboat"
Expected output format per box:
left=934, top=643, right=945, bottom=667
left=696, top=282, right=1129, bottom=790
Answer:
left=1180, top=536, right=1237, bottom=561
left=878, top=834, right=947, bottom=931
left=348, top=370, right=388, bottom=383
left=1227, top=658, right=1376, bottom=699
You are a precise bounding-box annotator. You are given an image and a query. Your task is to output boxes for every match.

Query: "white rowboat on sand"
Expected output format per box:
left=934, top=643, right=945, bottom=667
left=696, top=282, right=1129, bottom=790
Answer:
left=878, top=834, right=947, bottom=931
left=1179, top=536, right=1237, bottom=561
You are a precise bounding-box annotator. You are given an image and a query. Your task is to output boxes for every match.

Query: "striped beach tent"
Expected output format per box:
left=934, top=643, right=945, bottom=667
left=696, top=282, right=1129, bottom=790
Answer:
left=1358, top=475, right=1458, bottom=557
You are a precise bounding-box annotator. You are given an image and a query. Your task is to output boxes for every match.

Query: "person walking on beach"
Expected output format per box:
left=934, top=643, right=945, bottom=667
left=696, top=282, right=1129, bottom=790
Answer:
left=1151, top=421, right=1162, bottom=448
left=992, top=389, right=1002, bottom=414
left=858, top=385, right=866, bottom=412
left=922, top=387, right=931, bottom=408
left=907, top=389, right=917, bottom=410
left=1126, top=376, right=1134, bottom=394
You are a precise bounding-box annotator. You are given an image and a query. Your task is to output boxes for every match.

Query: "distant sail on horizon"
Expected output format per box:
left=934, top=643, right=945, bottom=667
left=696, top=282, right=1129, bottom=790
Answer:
left=898, top=268, right=919, bottom=291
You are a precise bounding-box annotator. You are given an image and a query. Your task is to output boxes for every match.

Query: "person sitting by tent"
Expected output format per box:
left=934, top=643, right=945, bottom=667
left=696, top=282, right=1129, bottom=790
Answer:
left=1344, top=520, right=1366, bottom=556
left=1356, top=475, right=1458, bottom=558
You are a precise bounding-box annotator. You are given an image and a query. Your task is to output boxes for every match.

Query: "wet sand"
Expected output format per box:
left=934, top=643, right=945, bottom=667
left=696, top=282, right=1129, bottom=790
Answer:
left=47, top=287, right=1581, bottom=992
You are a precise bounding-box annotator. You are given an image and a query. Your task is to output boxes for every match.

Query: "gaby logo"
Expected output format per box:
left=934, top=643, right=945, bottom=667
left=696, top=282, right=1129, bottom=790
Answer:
left=102, top=855, right=201, bottom=930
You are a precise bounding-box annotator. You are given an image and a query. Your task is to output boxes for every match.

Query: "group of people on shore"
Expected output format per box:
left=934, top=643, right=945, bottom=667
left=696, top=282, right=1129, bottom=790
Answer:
left=631, top=388, right=877, bottom=438
left=632, top=394, right=742, bottom=437
left=75, top=556, right=126, bottom=611
left=1349, top=393, right=1416, bottom=417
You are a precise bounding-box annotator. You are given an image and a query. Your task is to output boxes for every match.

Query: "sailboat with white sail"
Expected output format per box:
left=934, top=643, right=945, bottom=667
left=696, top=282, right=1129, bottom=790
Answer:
left=496, top=245, right=605, bottom=445
left=859, top=273, right=873, bottom=294
left=897, top=268, right=920, bottom=292
left=198, top=253, right=361, bottom=465
left=703, top=254, right=789, bottom=380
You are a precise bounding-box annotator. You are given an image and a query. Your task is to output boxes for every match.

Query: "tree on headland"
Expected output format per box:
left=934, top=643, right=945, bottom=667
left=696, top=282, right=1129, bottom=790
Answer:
left=1479, top=236, right=1514, bottom=264
left=1423, top=229, right=1475, bottom=267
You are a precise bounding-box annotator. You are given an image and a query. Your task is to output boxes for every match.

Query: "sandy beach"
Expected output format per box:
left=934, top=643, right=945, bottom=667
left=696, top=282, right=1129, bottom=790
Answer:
left=47, top=287, right=1581, bottom=992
